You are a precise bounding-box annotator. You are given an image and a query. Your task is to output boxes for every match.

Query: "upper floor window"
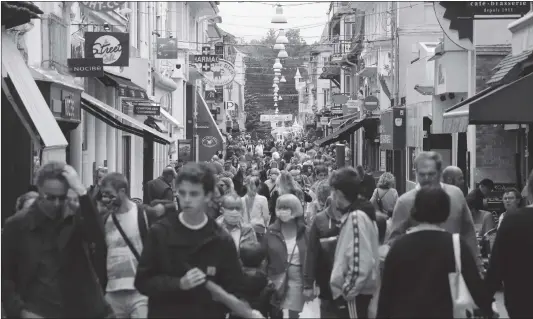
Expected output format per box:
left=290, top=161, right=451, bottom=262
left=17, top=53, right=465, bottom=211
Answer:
left=43, top=14, right=68, bottom=67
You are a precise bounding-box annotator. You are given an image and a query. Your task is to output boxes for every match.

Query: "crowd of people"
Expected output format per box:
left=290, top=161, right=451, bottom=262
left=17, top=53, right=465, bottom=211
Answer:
left=3, top=136, right=533, bottom=319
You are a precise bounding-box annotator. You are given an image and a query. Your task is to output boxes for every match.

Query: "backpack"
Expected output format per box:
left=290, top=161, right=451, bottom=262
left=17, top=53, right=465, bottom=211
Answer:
left=375, top=189, right=389, bottom=214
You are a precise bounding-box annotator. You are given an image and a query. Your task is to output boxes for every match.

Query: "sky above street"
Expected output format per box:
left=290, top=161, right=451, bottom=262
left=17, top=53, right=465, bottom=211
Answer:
left=217, top=1, right=331, bottom=43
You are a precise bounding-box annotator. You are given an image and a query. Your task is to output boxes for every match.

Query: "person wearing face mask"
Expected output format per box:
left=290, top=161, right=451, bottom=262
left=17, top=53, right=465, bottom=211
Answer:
left=2, top=162, right=110, bottom=318
left=216, top=193, right=258, bottom=251
left=263, top=194, right=309, bottom=319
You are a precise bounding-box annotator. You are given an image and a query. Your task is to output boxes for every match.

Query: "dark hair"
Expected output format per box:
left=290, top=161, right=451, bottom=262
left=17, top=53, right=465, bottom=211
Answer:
left=34, top=161, right=67, bottom=188
left=176, top=162, right=216, bottom=194
left=503, top=187, right=522, bottom=200
left=314, top=165, right=328, bottom=175
left=355, top=165, right=365, bottom=179
left=101, top=172, right=130, bottom=196
left=479, top=178, right=494, bottom=189
left=467, top=193, right=484, bottom=211
left=329, top=167, right=362, bottom=202
left=240, top=242, right=266, bottom=268
left=412, top=186, right=450, bottom=224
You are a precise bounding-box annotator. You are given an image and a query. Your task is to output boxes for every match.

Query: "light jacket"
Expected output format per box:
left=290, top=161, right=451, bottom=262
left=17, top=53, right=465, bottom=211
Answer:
left=216, top=216, right=258, bottom=252
left=330, top=209, right=380, bottom=301
left=242, top=194, right=270, bottom=226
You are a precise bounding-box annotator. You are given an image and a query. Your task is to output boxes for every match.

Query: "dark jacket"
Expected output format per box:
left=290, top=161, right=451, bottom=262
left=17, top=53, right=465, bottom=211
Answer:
left=361, top=174, right=377, bottom=201
left=485, top=207, right=533, bottom=318
left=263, top=220, right=309, bottom=277
left=134, top=214, right=244, bottom=318
left=1, top=195, right=110, bottom=318
left=144, top=177, right=174, bottom=205
left=303, top=206, right=342, bottom=301
left=232, top=268, right=275, bottom=319
left=377, top=230, right=492, bottom=318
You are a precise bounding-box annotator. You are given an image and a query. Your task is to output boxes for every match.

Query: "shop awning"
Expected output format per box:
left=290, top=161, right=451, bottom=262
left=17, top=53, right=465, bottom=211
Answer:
left=469, top=72, right=533, bottom=124
left=442, top=86, right=499, bottom=133
left=160, top=108, right=183, bottom=129
left=98, top=72, right=149, bottom=100
left=314, top=117, right=378, bottom=147
left=1, top=34, right=67, bottom=149
left=81, top=92, right=173, bottom=145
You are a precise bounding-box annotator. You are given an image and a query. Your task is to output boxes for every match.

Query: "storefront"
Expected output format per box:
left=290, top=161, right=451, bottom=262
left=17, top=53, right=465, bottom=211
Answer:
left=2, top=25, right=68, bottom=223
left=380, top=107, right=407, bottom=194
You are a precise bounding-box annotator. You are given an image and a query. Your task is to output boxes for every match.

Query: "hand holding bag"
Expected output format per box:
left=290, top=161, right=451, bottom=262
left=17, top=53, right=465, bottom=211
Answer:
left=449, top=233, right=478, bottom=318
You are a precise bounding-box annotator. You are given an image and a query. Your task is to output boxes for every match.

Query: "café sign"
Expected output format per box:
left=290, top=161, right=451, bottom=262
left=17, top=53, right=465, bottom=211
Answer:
left=467, top=1, right=531, bottom=16
left=84, top=32, right=129, bottom=67
left=79, top=1, right=125, bottom=12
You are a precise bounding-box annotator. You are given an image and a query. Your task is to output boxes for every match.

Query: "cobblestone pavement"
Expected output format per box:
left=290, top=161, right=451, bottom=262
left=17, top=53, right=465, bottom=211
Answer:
left=296, top=292, right=509, bottom=318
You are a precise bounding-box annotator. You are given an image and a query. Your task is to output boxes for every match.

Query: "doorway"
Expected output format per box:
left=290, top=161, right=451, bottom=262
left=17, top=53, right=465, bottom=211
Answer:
left=143, top=137, right=154, bottom=203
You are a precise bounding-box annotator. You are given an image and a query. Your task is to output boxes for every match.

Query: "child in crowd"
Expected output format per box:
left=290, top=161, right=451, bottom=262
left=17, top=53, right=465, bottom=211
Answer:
left=232, top=242, right=276, bottom=319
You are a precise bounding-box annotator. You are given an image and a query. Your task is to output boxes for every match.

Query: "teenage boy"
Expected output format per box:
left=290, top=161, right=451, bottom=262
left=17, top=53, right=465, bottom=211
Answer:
left=134, top=162, right=245, bottom=318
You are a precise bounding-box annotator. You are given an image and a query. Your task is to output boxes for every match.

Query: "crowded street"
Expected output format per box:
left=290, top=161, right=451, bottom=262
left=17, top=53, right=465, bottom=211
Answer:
left=2, top=1, right=533, bottom=319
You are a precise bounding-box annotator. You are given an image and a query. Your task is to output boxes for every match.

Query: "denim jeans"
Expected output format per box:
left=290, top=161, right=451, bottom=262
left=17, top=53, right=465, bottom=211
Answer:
left=105, top=290, right=148, bottom=319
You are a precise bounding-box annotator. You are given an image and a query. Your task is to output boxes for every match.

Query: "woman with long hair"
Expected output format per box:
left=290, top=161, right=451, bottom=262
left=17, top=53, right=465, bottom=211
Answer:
left=218, top=177, right=235, bottom=195
left=270, top=171, right=305, bottom=224
left=264, top=194, right=308, bottom=319
left=242, top=176, right=270, bottom=240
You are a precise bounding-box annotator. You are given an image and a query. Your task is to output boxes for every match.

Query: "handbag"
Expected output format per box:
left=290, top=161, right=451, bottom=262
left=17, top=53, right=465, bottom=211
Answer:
left=270, top=241, right=298, bottom=308
left=449, top=233, right=477, bottom=318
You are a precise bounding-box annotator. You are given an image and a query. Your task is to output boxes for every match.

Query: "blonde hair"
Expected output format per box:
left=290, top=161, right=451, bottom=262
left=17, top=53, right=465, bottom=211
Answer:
left=377, top=172, right=396, bottom=189
left=276, top=194, right=303, bottom=217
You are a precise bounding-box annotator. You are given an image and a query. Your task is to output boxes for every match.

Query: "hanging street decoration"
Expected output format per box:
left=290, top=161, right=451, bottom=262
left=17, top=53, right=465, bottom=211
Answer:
left=156, top=38, right=178, bottom=59
left=79, top=1, right=125, bottom=12
left=84, top=32, right=129, bottom=66
left=194, top=46, right=220, bottom=72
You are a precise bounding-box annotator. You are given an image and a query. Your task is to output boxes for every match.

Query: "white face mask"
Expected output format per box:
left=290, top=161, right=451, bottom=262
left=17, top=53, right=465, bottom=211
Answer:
left=223, top=209, right=242, bottom=225
left=276, top=209, right=293, bottom=223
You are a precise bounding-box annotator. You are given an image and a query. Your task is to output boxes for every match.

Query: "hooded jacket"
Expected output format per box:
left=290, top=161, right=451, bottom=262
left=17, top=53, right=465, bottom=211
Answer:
left=134, top=214, right=243, bottom=318
left=330, top=201, right=380, bottom=301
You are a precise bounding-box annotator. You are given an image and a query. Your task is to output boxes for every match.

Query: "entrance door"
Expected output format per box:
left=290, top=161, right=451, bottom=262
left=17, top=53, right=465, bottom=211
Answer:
left=143, top=137, right=154, bottom=203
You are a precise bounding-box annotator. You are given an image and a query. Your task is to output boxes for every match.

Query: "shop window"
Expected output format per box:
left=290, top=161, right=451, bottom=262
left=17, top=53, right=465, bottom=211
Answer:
left=43, top=13, right=68, bottom=67
left=408, top=147, right=417, bottom=182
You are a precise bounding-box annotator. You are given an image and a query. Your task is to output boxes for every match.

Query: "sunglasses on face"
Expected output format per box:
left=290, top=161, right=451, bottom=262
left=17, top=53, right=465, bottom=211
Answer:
left=42, top=194, right=68, bottom=202
left=101, top=193, right=117, bottom=200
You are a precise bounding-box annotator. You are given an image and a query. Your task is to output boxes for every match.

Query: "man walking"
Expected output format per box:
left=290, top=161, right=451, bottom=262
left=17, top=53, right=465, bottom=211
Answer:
left=386, top=152, right=481, bottom=269
left=144, top=167, right=176, bottom=205
left=2, top=162, right=109, bottom=318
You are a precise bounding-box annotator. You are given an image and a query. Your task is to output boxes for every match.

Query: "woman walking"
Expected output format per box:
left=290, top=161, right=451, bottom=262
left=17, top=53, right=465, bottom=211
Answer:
left=264, top=194, right=308, bottom=319
left=377, top=186, right=494, bottom=318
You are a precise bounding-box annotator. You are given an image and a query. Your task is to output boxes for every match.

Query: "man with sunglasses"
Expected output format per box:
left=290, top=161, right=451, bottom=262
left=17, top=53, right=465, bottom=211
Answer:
left=2, top=162, right=110, bottom=318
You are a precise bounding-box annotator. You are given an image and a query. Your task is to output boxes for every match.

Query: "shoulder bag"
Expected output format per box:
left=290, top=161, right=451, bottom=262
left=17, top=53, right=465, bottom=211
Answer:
left=448, top=233, right=477, bottom=318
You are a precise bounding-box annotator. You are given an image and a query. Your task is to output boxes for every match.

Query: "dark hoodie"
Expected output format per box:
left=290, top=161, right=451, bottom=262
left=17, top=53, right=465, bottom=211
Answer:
left=303, top=199, right=377, bottom=301
left=134, top=214, right=244, bottom=318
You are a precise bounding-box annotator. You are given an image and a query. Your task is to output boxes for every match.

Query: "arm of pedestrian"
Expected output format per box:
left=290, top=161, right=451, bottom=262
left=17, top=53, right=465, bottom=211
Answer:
left=459, top=199, right=484, bottom=271
left=484, top=215, right=510, bottom=297
left=385, top=196, right=410, bottom=248
left=134, top=225, right=185, bottom=296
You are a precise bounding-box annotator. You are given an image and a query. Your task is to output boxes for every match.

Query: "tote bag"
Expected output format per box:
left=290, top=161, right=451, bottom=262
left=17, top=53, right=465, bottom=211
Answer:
left=448, top=233, right=477, bottom=318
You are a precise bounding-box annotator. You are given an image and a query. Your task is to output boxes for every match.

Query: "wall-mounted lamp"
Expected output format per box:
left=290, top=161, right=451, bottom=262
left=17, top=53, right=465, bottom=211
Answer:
left=448, top=93, right=455, bottom=99
left=103, top=23, right=111, bottom=31
left=152, top=31, right=161, bottom=37
left=440, top=95, right=446, bottom=101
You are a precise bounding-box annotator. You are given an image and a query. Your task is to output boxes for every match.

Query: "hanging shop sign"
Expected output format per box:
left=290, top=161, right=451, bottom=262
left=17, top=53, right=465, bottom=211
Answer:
left=132, top=102, right=161, bottom=116
left=194, top=46, right=219, bottom=72
left=225, top=101, right=236, bottom=111
left=156, top=38, right=178, bottom=59
left=67, top=58, right=104, bottom=77
left=205, top=90, right=216, bottom=101
left=380, top=107, right=406, bottom=150
left=363, top=95, right=380, bottom=112
left=85, top=32, right=129, bottom=67
left=178, top=139, right=193, bottom=162
left=215, top=42, right=224, bottom=58
left=332, top=93, right=349, bottom=105
left=320, top=116, right=330, bottom=126
left=79, top=1, right=125, bottom=12
left=467, top=1, right=531, bottom=16
left=202, top=59, right=236, bottom=87
left=260, top=114, right=293, bottom=122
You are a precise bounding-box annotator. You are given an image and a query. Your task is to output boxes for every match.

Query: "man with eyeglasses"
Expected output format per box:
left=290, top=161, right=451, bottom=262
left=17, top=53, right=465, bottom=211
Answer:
left=2, top=162, right=110, bottom=318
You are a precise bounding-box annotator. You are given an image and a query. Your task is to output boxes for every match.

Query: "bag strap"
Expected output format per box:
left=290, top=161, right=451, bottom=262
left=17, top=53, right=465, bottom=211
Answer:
left=111, top=212, right=141, bottom=261
left=137, top=204, right=149, bottom=244
left=452, top=233, right=461, bottom=273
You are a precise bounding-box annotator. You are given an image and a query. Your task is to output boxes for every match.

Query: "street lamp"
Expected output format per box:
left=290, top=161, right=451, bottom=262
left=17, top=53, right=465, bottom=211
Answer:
left=274, top=102, right=278, bottom=107
left=276, top=29, right=289, bottom=44
left=280, top=76, right=287, bottom=83
left=271, top=4, right=288, bottom=24
left=273, top=58, right=282, bottom=69
left=274, top=77, right=280, bottom=83
left=278, top=49, right=288, bottom=58
left=275, top=70, right=281, bottom=77
left=273, top=43, right=285, bottom=50
left=278, top=95, right=283, bottom=101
